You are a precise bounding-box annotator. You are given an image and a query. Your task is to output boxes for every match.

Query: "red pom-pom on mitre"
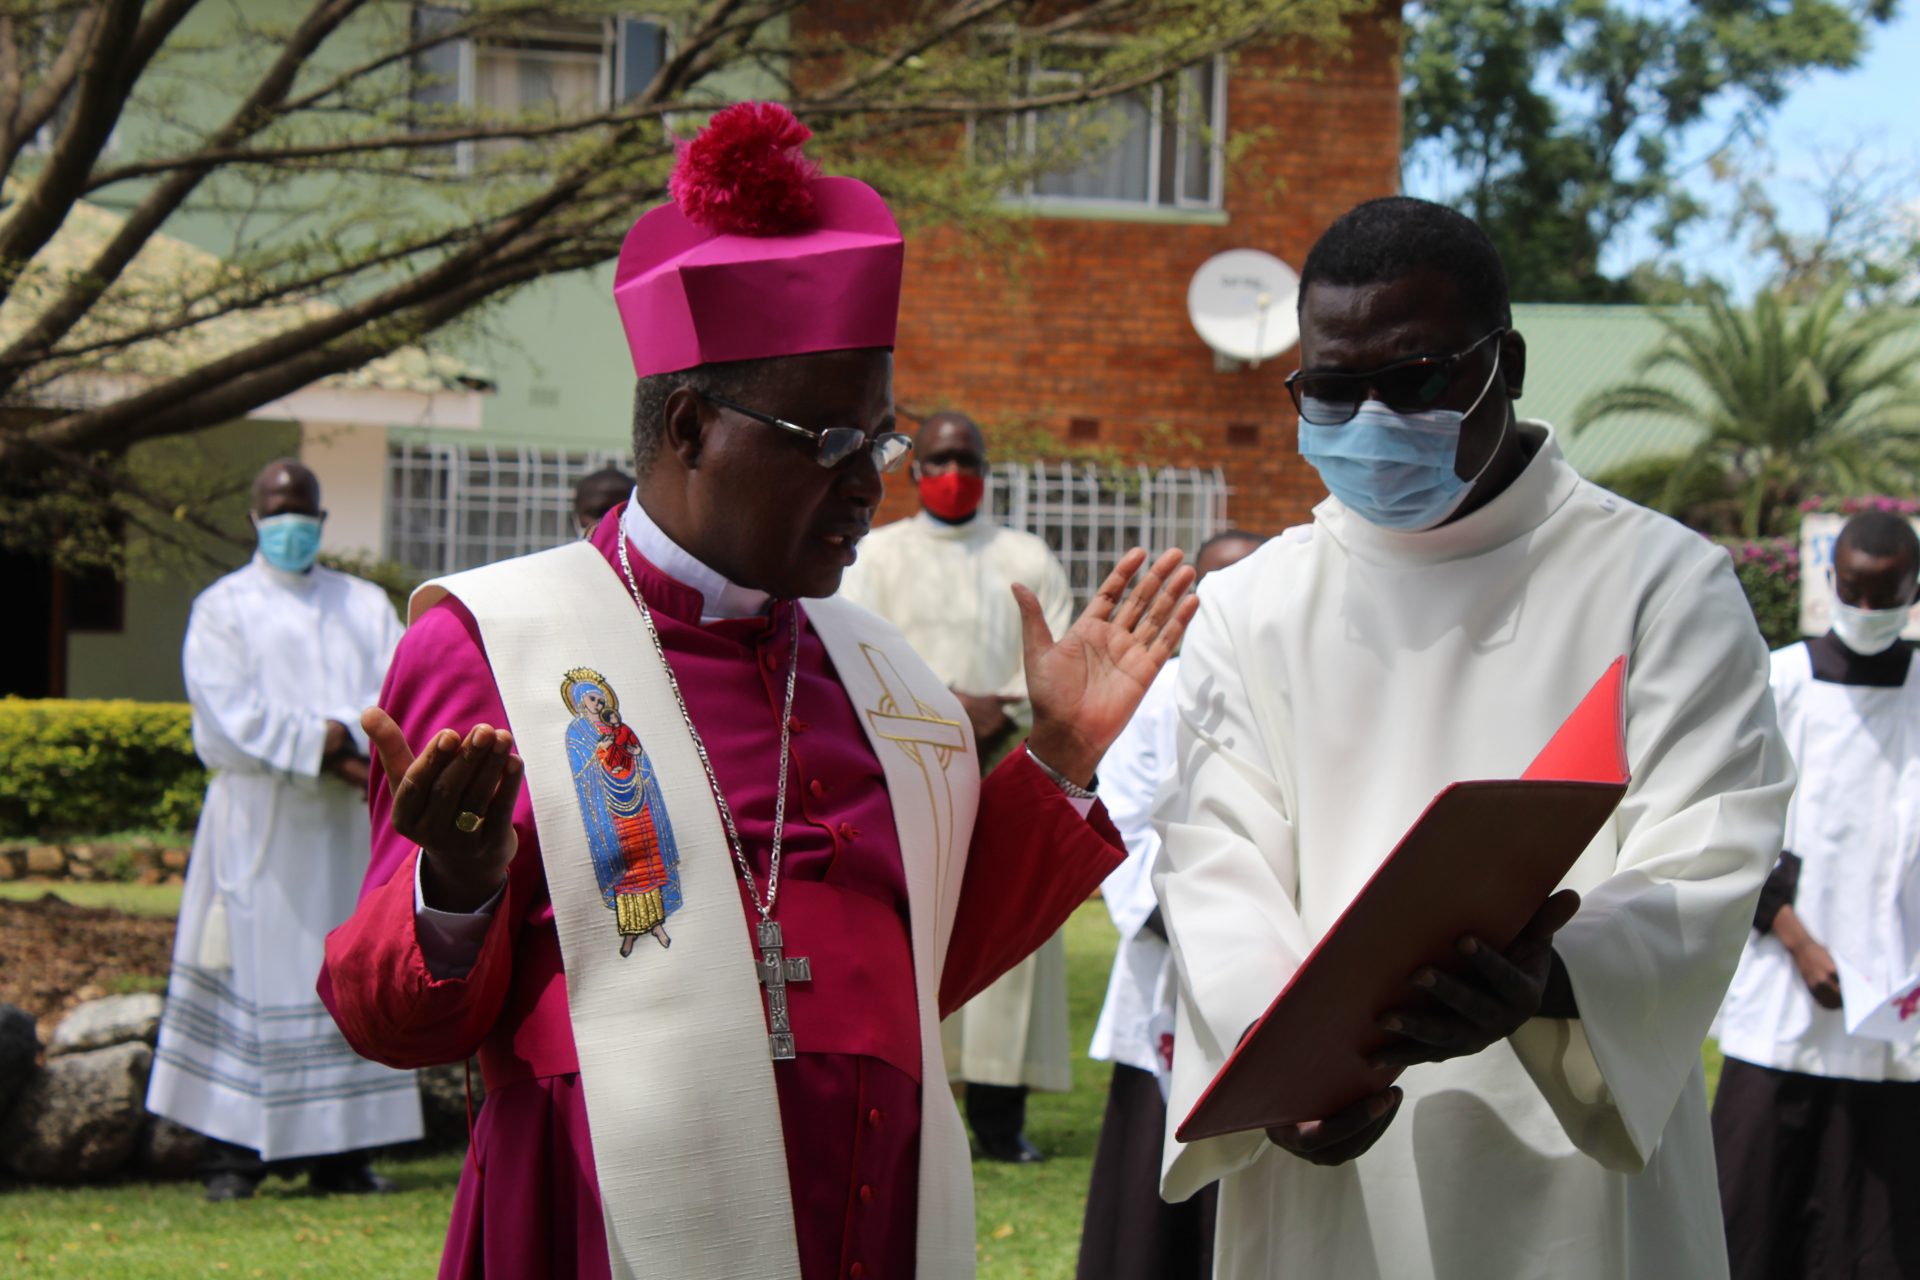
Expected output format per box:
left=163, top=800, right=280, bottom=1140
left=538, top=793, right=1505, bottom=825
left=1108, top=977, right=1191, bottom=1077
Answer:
left=670, top=101, right=821, bottom=237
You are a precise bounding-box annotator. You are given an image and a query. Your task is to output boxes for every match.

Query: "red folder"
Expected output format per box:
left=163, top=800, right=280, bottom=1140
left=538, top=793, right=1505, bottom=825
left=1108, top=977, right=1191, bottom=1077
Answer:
left=1174, top=657, right=1630, bottom=1143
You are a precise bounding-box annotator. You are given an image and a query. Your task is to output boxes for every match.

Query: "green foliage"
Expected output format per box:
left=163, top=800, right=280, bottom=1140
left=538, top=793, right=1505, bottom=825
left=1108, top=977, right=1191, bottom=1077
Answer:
left=319, top=551, right=424, bottom=616
left=1404, top=0, right=1896, bottom=300
left=0, top=699, right=203, bottom=839
left=1720, top=535, right=1802, bottom=650
left=1574, top=289, right=1920, bottom=535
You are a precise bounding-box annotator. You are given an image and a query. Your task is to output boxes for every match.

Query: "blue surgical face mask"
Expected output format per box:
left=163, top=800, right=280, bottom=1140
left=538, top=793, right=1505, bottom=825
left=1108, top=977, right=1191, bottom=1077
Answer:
left=255, top=513, right=323, bottom=573
left=1298, top=353, right=1505, bottom=532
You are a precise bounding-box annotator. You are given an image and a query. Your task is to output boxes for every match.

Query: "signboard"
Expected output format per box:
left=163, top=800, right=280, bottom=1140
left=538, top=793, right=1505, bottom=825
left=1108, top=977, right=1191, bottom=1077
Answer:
left=1798, top=512, right=1920, bottom=638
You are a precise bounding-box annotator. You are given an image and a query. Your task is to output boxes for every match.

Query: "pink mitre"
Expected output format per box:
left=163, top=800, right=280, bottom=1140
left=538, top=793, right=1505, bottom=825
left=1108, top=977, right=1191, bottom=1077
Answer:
left=614, top=102, right=904, bottom=378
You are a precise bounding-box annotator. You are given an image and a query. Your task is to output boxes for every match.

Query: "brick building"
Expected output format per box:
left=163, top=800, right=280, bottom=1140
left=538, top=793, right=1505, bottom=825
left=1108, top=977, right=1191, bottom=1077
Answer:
left=886, top=12, right=1405, bottom=537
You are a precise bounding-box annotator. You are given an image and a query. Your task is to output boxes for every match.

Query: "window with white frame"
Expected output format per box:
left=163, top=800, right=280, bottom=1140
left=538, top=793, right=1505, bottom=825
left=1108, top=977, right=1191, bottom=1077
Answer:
left=386, top=444, right=1229, bottom=612
left=409, top=8, right=668, bottom=167
left=988, top=54, right=1225, bottom=211
left=386, top=442, right=633, bottom=576
left=988, top=462, right=1229, bottom=613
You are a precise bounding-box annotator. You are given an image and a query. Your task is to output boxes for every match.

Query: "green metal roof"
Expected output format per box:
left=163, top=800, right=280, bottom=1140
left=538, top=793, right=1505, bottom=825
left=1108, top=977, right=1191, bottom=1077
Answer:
left=1511, top=302, right=1920, bottom=480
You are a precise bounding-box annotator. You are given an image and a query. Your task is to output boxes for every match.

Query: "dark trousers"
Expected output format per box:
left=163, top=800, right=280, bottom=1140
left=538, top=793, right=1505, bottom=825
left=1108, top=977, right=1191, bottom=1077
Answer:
left=1076, top=1063, right=1216, bottom=1280
left=1712, top=1056, right=1920, bottom=1280
left=965, top=1082, right=1029, bottom=1145
left=203, top=1138, right=372, bottom=1187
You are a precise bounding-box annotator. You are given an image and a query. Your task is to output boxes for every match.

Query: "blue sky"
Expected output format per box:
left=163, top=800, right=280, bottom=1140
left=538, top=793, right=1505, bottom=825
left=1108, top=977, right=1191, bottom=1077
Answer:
left=1609, top=1, right=1920, bottom=293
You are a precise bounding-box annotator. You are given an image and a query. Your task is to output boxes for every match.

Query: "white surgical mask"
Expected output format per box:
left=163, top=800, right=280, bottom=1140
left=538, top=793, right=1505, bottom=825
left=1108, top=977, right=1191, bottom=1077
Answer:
left=1828, top=570, right=1914, bottom=655
left=1832, top=599, right=1911, bottom=656
left=1297, top=350, right=1505, bottom=532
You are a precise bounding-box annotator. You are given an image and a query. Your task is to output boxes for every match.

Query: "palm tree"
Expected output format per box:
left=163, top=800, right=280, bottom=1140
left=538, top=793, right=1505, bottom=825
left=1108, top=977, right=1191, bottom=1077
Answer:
left=1573, top=287, right=1920, bottom=536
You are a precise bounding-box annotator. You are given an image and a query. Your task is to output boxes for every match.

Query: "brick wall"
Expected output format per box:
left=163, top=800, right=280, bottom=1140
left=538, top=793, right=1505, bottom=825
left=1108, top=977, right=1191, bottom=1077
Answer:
left=876, top=11, right=1404, bottom=535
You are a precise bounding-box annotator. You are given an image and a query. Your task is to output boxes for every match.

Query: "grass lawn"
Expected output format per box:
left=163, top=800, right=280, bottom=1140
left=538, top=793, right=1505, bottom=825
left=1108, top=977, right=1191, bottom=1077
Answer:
left=1, top=897, right=1727, bottom=1277
left=3, top=1154, right=464, bottom=1278
left=0, top=882, right=186, bottom=918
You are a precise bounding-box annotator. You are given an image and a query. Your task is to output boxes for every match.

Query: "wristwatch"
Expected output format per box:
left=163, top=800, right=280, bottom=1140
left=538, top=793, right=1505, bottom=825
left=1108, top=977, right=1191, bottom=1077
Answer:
left=1025, top=745, right=1097, bottom=801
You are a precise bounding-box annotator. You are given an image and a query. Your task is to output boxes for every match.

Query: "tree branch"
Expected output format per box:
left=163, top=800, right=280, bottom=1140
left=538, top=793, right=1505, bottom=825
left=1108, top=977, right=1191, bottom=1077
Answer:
left=0, top=0, right=367, bottom=392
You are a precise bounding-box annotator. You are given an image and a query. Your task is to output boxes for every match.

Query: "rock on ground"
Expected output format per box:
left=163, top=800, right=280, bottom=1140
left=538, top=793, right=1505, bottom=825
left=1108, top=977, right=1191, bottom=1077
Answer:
left=1, top=1040, right=153, bottom=1181
left=0, top=1003, right=37, bottom=1117
left=137, top=1113, right=208, bottom=1178
left=48, top=992, right=165, bottom=1056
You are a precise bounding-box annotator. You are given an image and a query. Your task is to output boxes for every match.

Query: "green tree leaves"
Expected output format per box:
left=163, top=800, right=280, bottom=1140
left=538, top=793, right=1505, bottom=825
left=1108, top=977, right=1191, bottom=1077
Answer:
left=1404, top=0, right=1891, bottom=300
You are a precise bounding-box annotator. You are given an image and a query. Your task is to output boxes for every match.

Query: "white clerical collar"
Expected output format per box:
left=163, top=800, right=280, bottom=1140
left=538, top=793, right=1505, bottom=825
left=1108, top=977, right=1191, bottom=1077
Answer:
left=251, top=552, right=320, bottom=593
left=1318, top=420, right=1579, bottom=566
left=915, top=509, right=991, bottom=541
left=620, top=491, right=771, bottom=621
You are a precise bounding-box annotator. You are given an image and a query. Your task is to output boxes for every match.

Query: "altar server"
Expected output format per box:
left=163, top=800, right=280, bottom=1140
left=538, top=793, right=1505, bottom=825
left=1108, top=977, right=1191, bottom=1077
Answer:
left=318, top=102, right=1195, bottom=1280
left=150, top=459, right=419, bottom=1201
left=1077, top=529, right=1263, bottom=1280
left=1713, top=509, right=1920, bottom=1280
left=1154, top=196, right=1794, bottom=1280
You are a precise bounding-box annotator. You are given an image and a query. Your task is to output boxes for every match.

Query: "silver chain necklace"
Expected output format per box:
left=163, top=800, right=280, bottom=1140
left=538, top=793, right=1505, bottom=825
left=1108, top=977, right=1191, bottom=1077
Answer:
left=616, top=535, right=813, bottom=1060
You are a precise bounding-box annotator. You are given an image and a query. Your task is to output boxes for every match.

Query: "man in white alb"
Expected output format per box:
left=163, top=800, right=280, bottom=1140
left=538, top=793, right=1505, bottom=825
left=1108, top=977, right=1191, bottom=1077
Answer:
left=1153, top=197, right=1794, bottom=1279
left=148, top=459, right=421, bottom=1200
left=841, top=410, right=1075, bottom=1162
left=1713, top=509, right=1920, bottom=1280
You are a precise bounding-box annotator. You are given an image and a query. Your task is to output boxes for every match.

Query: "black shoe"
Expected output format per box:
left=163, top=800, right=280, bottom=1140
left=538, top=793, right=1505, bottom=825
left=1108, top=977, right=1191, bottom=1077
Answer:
left=308, top=1163, right=395, bottom=1195
left=203, top=1172, right=259, bottom=1202
left=976, top=1132, right=1046, bottom=1164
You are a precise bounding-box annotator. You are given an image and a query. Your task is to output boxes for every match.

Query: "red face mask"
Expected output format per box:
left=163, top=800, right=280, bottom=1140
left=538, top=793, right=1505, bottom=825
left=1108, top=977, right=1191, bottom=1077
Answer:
left=918, top=471, right=985, bottom=522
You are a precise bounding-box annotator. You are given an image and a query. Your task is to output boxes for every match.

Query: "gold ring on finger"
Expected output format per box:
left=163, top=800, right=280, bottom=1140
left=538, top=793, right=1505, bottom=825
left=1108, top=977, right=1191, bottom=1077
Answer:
left=454, top=810, right=485, bottom=834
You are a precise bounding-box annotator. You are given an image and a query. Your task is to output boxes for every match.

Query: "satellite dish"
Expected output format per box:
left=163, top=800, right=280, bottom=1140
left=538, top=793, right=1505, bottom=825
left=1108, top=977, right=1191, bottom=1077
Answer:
left=1187, top=249, right=1300, bottom=369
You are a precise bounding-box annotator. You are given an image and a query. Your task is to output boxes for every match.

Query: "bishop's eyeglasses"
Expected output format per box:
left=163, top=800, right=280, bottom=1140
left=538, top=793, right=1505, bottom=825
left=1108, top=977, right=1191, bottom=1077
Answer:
left=703, top=393, right=915, bottom=472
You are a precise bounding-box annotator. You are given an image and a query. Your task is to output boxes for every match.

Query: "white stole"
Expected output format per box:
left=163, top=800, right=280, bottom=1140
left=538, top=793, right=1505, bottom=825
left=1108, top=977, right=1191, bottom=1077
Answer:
left=415, top=541, right=983, bottom=1278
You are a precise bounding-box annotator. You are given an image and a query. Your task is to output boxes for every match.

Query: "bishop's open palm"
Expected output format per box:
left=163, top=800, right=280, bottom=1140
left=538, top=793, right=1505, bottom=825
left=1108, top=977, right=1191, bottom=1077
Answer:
left=1018, top=547, right=1199, bottom=784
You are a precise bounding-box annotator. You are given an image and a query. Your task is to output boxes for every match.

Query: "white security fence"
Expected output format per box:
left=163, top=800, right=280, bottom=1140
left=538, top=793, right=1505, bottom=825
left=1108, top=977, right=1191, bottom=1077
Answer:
left=385, top=443, right=1230, bottom=609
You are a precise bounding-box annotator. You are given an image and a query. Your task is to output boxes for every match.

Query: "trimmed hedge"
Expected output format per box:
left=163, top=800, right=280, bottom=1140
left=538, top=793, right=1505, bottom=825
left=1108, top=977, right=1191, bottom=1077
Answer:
left=0, top=699, right=204, bottom=838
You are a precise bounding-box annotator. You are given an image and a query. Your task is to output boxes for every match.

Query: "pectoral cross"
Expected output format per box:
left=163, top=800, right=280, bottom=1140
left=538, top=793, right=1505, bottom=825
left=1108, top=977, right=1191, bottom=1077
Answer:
left=756, top=919, right=812, bottom=1060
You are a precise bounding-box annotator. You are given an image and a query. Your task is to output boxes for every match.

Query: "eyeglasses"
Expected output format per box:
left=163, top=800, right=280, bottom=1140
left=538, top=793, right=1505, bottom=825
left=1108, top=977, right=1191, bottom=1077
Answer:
left=1285, top=328, right=1508, bottom=427
left=703, top=393, right=914, bottom=472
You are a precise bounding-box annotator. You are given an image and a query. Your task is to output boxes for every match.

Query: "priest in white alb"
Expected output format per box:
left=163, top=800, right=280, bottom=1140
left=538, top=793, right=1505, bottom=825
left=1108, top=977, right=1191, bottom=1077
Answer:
left=318, top=102, right=1197, bottom=1280
left=1153, top=197, right=1795, bottom=1279
left=149, top=459, right=421, bottom=1201
left=840, top=410, right=1077, bottom=1162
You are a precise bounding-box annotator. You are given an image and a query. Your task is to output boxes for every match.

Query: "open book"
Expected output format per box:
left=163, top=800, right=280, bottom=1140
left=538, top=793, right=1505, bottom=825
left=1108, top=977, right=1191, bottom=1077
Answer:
left=1175, top=657, right=1631, bottom=1143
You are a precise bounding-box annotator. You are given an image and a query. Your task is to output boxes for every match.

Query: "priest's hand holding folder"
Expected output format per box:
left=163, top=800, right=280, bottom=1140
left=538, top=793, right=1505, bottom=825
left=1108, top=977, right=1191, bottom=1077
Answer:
left=1265, top=889, right=1582, bottom=1165
left=1180, top=657, right=1632, bottom=1166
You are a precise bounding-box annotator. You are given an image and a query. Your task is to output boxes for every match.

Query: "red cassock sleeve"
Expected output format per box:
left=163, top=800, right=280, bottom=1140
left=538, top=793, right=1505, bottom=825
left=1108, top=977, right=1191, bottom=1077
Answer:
left=936, top=750, right=1125, bottom=1017
left=318, top=601, right=545, bottom=1070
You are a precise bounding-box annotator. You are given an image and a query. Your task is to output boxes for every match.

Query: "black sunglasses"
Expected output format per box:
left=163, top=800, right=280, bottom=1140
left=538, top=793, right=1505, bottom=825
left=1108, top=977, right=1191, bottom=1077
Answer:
left=703, top=393, right=914, bottom=472
left=1285, top=328, right=1508, bottom=427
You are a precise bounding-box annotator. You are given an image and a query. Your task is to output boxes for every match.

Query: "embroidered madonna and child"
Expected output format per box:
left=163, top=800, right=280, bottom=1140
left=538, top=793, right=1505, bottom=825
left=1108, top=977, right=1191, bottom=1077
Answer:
left=562, top=667, right=681, bottom=954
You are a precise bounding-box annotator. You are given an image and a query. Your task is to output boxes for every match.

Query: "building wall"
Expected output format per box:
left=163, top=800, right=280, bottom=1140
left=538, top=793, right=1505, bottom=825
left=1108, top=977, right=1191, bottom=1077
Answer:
left=302, top=421, right=394, bottom=559
left=882, top=17, right=1404, bottom=533
left=66, top=419, right=301, bottom=703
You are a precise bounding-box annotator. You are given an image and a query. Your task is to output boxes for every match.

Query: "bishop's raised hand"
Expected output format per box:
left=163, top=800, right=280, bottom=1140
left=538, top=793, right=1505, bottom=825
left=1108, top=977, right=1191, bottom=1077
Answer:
left=1018, top=546, right=1200, bottom=787
left=362, top=708, right=523, bottom=912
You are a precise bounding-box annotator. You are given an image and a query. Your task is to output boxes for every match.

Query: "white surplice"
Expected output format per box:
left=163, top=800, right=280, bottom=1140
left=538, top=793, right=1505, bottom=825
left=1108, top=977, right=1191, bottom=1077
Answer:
left=1092, top=661, right=1180, bottom=1077
left=148, top=556, right=422, bottom=1161
left=841, top=510, right=1076, bottom=1089
left=1155, top=424, right=1794, bottom=1280
left=1714, top=640, right=1920, bottom=1080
